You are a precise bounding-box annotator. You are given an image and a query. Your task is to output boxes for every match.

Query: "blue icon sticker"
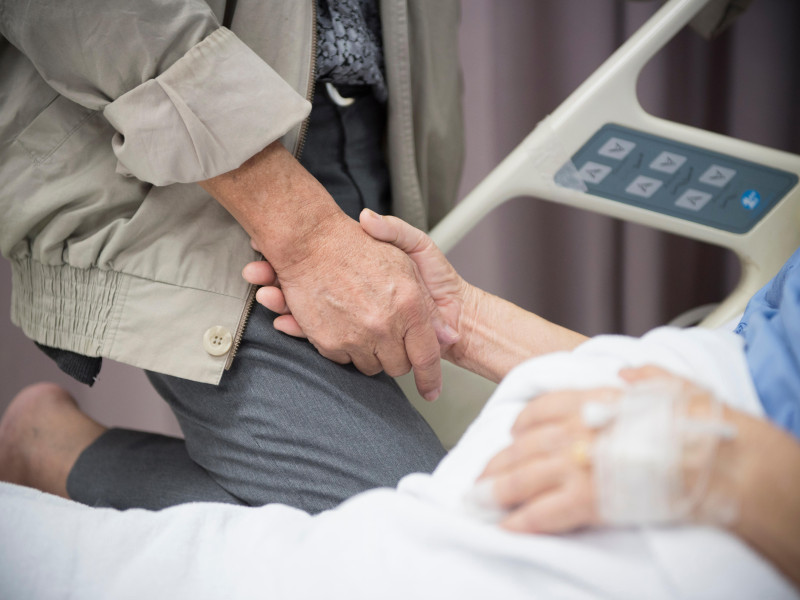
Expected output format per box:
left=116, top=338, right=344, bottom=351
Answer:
left=741, top=190, right=761, bottom=211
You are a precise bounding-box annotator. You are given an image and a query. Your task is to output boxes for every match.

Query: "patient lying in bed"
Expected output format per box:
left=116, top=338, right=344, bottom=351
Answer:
left=1, top=324, right=796, bottom=599
left=1, top=217, right=798, bottom=599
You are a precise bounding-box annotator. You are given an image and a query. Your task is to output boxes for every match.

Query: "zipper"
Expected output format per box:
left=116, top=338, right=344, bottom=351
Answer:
left=294, top=0, right=318, bottom=160
left=226, top=0, right=319, bottom=370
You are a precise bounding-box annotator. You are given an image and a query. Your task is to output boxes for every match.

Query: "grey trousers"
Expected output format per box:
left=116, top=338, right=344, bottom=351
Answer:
left=66, top=87, right=446, bottom=513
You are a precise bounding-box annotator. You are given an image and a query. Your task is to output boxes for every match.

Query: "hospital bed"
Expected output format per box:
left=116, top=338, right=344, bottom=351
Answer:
left=399, top=0, right=800, bottom=448
left=2, top=3, right=798, bottom=598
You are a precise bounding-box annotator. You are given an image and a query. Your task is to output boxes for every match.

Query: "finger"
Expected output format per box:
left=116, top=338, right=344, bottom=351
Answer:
left=359, top=209, right=431, bottom=255
left=255, top=286, right=290, bottom=315
left=431, top=312, right=460, bottom=346
left=489, top=455, right=565, bottom=510
left=500, top=483, right=595, bottom=535
left=242, top=261, right=277, bottom=286
left=480, top=424, right=567, bottom=479
left=511, top=388, right=620, bottom=435
left=349, top=351, right=384, bottom=377
left=619, top=365, right=674, bottom=383
left=315, top=345, right=352, bottom=366
left=403, top=320, right=443, bottom=401
left=249, top=237, right=261, bottom=252
left=273, top=315, right=306, bottom=338
left=374, top=345, right=413, bottom=378
left=618, top=366, right=712, bottom=412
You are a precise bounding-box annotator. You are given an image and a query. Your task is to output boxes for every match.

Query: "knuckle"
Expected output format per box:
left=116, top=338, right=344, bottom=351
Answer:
left=339, top=330, right=363, bottom=350
left=357, top=364, right=382, bottom=377
left=384, top=363, right=411, bottom=377
left=361, top=312, right=386, bottom=335
left=564, top=490, right=589, bottom=523
left=413, top=348, right=441, bottom=371
left=503, top=470, right=525, bottom=499
left=396, top=289, right=423, bottom=314
left=493, top=477, right=514, bottom=506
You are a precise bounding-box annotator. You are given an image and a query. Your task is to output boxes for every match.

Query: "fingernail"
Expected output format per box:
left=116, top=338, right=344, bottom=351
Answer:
left=439, top=323, right=460, bottom=345
left=423, top=386, right=441, bottom=402
left=363, top=208, right=381, bottom=219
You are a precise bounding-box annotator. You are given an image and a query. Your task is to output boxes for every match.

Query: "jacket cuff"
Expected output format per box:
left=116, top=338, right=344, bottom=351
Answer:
left=103, top=27, right=311, bottom=186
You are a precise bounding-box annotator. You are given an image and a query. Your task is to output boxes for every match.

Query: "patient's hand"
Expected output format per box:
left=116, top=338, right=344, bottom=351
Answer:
left=479, top=366, right=744, bottom=534
left=478, top=386, right=616, bottom=533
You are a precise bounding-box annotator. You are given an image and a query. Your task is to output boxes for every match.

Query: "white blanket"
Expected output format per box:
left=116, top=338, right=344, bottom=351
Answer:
left=1, top=327, right=797, bottom=600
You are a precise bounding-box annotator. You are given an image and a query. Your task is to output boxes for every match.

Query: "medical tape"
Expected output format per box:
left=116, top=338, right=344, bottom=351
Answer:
left=587, top=379, right=737, bottom=526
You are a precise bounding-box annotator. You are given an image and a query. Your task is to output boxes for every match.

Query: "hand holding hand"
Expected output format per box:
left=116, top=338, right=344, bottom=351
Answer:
left=203, top=141, right=457, bottom=400
left=244, top=209, right=471, bottom=397
left=244, top=210, right=452, bottom=400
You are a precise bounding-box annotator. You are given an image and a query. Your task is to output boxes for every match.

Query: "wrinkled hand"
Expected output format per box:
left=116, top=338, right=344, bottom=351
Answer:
left=479, top=366, right=721, bottom=534
left=479, top=387, right=617, bottom=534
left=244, top=209, right=469, bottom=366
left=244, top=211, right=450, bottom=400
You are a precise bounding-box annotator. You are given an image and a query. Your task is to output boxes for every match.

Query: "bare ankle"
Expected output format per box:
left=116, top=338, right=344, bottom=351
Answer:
left=0, top=383, right=105, bottom=497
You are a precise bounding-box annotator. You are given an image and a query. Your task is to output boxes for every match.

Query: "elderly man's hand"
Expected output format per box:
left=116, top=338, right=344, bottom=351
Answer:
left=252, top=211, right=446, bottom=400
left=202, top=140, right=448, bottom=400
left=245, top=209, right=468, bottom=370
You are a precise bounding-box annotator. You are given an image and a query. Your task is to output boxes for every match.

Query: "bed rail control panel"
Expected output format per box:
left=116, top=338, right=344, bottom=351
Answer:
left=430, top=0, right=800, bottom=330
left=557, top=123, right=799, bottom=234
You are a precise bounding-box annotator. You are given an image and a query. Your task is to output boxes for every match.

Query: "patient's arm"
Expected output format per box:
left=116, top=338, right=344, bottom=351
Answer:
left=481, top=366, right=800, bottom=589
left=243, top=210, right=587, bottom=383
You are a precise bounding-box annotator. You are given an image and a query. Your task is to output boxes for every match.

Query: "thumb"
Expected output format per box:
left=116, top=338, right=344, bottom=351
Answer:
left=359, top=209, right=430, bottom=254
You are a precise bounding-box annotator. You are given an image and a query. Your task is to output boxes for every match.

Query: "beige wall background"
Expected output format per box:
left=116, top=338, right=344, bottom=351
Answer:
left=2, top=0, right=799, bottom=436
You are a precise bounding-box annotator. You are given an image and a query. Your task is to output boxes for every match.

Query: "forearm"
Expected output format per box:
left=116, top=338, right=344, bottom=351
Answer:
left=447, top=285, right=588, bottom=383
left=199, top=140, right=347, bottom=269
left=726, top=414, right=800, bottom=589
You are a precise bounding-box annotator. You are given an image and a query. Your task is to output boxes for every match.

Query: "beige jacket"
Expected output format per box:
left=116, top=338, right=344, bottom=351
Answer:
left=0, top=0, right=463, bottom=384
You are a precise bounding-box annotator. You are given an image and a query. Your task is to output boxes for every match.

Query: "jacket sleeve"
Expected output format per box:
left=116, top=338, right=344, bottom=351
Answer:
left=0, top=0, right=311, bottom=185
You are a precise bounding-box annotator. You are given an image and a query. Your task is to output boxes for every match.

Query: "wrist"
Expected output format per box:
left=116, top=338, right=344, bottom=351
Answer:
left=443, top=284, right=495, bottom=378
left=199, top=140, right=348, bottom=273
left=262, top=203, right=351, bottom=274
left=691, top=405, right=751, bottom=527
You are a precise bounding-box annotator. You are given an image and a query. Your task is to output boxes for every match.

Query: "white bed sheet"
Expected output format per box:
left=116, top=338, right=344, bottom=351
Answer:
left=1, top=327, right=797, bottom=600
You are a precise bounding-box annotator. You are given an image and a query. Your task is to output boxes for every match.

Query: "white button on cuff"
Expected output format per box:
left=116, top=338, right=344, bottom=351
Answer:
left=203, top=326, right=233, bottom=356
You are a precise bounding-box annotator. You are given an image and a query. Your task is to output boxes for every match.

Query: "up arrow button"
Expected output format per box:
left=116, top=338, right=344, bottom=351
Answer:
left=598, top=137, right=636, bottom=160
left=650, top=151, right=687, bottom=174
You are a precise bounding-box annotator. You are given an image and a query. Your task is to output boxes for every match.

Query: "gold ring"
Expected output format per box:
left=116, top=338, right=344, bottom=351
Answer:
left=570, top=439, right=592, bottom=468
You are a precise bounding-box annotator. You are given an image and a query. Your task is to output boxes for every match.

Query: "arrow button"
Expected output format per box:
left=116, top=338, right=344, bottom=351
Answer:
left=699, top=165, right=736, bottom=187
left=650, top=151, right=687, bottom=174
left=598, top=137, right=636, bottom=160
left=625, top=175, right=663, bottom=198
left=577, top=161, right=612, bottom=184
left=675, top=188, right=712, bottom=211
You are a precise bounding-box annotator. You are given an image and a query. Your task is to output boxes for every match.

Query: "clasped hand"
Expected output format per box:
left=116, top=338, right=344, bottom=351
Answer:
left=244, top=210, right=463, bottom=401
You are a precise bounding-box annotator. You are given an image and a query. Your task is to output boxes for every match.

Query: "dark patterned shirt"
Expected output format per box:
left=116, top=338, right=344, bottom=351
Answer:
left=316, top=0, right=387, bottom=101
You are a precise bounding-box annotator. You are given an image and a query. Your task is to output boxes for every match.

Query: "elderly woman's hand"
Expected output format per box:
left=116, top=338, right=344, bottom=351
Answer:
left=479, top=365, right=739, bottom=534
left=478, top=386, right=617, bottom=534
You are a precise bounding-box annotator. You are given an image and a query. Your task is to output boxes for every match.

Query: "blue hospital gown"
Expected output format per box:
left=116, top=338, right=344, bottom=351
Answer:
left=735, top=245, right=800, bottom=438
